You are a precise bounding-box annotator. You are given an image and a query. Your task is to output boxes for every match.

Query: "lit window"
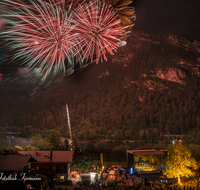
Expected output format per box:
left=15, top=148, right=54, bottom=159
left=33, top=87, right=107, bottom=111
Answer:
left=60, top=176, right=64, bottom=180
left=36, top=166, right=38, bottom=170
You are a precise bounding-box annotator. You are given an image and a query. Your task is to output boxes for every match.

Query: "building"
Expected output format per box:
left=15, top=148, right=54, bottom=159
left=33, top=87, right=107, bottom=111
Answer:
left=127, top=149, right=166, bottom=175
left=0, top=154, right=38, bottom=175
left=19, top=151, right=73, bottom=181
left=10, top=146, right=23, bottom=151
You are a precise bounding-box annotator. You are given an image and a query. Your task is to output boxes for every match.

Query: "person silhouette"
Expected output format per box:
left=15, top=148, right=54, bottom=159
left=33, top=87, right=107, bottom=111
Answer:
left=1, top=180, right=27, bottom=190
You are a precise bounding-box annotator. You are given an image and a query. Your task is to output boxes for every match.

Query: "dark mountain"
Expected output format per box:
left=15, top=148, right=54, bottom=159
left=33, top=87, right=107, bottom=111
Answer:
left=0, top=28, right=200, bottom=141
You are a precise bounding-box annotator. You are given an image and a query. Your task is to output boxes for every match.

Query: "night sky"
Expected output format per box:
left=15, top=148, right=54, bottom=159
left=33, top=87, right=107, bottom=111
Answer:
left=132, top=0, right=200, bottom=40
left=0, top=0, right=200, bottom=89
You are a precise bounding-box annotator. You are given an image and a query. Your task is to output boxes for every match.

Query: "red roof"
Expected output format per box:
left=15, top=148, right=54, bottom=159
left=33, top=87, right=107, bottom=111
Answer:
left=10, top=147, right=23, bottom=151
left=0, top=154, right=35, bottom=171
left=19, top=151, right=73, bottom=163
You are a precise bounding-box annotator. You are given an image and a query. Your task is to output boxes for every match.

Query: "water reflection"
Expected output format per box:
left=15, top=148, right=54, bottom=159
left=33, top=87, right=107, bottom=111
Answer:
left=6, top=135, right=14, bottom=139
left=6, top=135, right=15, bottom=145
left=0, top=134, right=32, bottom=148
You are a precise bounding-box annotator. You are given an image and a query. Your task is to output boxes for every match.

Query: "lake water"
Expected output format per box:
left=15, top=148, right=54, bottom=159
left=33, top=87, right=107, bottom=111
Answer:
left=0, top=134, right=170, bottom=150
left=0, top=134, right=32, bottom=148
left=80, top=141, right=170, bottom=151
left=0, top=134, right=147, bottom=149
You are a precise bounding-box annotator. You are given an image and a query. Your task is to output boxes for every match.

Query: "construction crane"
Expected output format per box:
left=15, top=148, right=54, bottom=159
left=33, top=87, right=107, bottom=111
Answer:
left=66, top=104, right=73, bottom=150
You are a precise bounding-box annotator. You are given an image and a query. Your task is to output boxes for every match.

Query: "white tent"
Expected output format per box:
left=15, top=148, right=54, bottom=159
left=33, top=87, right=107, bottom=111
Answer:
left=109, top=170, right=115, bottom=175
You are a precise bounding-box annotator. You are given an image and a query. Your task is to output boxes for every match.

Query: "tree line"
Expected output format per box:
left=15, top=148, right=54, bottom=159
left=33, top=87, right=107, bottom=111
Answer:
left=18, top=130, right=200, bottom=162
left=0, top=29, right=200, bottom=144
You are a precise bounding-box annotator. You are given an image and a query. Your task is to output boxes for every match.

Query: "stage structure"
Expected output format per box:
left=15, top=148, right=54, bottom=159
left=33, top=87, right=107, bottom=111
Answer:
left=127, top=150, right=166, bottom=175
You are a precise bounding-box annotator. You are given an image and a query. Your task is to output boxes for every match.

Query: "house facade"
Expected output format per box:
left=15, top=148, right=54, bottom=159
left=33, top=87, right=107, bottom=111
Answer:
left=19, top=151, right=73, bottom=181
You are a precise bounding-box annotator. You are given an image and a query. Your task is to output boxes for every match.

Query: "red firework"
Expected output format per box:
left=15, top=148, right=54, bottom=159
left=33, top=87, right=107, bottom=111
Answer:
left=1, top=0, right=80, bottom=81
left=72, top=0, right=124, bottom=64
left=1, top=0, right=126, bottom=81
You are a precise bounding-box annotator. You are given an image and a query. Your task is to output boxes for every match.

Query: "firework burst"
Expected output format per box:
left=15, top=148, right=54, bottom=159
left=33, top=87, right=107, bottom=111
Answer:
left=104, top=0, right=136, bottom=39
left=0, top=0, right=80, bottom=81
left=72, top=0, right=124, bottom=64
left=0, top=0, right=135, bottom=83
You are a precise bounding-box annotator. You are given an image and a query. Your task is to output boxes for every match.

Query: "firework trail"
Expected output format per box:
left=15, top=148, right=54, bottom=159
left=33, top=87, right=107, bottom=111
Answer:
left=72, top=0, right=124, bottom=64
left=0, top=0, right=81, bottom=81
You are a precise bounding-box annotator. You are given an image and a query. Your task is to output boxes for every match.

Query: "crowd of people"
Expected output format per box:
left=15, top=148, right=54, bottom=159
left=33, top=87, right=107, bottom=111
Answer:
left=74, top=179, right=198, bottom=190
left=74, top=168, right=166, bottom=190
left=1, top=166, right=199, bottom=190
left=73, top=167, right=199, bottom=190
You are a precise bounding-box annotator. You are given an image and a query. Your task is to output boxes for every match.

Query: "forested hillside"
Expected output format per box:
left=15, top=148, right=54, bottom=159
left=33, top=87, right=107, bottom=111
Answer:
left=0, top=29, right=200, bottom=141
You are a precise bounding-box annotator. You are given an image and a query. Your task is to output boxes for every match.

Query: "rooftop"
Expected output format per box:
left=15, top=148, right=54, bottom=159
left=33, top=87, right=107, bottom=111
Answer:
left=0, top=154, right=37, bottom=171
left=19, top=151, right=73, bottom=163
left=10, top=146, right=23, bottom=151
left=127, top=149, right=166, bottom=155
